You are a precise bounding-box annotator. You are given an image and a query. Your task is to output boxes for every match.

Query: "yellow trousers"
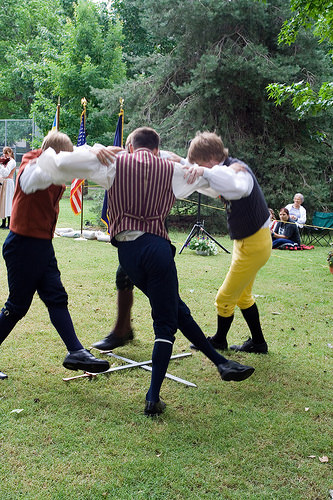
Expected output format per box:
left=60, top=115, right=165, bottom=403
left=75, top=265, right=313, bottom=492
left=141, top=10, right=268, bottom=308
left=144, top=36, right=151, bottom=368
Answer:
left=215, top=227, right=272, bottom=317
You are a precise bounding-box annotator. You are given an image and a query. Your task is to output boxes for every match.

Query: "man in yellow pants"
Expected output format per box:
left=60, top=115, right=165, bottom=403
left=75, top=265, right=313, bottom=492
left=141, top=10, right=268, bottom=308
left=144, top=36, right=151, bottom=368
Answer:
left=186, top=132, right=272, bottom=354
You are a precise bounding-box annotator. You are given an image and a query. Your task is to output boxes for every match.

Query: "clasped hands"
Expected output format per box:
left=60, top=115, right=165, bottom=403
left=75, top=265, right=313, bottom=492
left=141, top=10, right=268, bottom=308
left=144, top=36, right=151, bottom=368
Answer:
left=94, top=146, right=123, bottom=166
left=183, top=162, right=246, bottom=184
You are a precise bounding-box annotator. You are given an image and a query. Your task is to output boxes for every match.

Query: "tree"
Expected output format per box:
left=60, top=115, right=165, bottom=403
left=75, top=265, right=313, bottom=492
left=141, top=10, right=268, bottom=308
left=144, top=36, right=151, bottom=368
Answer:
left=31, top=0, right=126, bottom=142
left=0, top=0, right=126, bottom=144
left=94, top=0, right=332, bottom=211
left=0, top=0, right=66, bottom=118
left=266, top=0, right=333, bottom=116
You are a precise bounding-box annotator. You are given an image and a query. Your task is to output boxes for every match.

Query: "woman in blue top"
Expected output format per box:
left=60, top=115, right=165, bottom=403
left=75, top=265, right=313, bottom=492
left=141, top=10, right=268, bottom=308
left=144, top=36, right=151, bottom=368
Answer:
left=272, top=207, right=301, bottom=248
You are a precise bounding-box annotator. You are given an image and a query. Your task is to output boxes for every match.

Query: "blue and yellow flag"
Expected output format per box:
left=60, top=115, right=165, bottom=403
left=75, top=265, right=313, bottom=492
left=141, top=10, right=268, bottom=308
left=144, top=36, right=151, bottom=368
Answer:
left=100, top=110, right=124, bottom=231
left=51, top=110, right=58, bottom=131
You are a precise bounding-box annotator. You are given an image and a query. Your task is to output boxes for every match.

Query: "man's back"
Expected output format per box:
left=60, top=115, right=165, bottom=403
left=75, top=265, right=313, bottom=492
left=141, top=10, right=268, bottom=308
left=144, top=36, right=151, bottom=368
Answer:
left=108, top=148, right=175, bottom=241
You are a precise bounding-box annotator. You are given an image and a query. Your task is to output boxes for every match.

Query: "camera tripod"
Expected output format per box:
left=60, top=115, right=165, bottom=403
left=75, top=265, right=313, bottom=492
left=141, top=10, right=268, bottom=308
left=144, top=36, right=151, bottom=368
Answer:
left=178, top=193, right=230, bottom=254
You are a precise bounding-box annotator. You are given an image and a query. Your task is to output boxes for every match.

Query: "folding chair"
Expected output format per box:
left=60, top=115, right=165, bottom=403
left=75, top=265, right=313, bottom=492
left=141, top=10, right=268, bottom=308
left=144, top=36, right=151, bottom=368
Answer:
left=301, top=212, right=333, bottom=246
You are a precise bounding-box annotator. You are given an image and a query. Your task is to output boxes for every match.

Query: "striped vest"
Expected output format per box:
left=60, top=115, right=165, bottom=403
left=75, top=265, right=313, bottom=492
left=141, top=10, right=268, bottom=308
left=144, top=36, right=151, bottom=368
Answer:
left=107, top=148, right=175, bottom=242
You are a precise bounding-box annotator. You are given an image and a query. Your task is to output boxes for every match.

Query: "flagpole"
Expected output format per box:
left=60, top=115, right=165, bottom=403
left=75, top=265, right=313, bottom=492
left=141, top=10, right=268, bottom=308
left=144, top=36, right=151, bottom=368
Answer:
left=100, top=98, right=124, bottom=232
left=119, top=97, right=124, bottom=147
left=56, top=97, right=60, bottom=132
left=80, top=97, right=87, bottom=238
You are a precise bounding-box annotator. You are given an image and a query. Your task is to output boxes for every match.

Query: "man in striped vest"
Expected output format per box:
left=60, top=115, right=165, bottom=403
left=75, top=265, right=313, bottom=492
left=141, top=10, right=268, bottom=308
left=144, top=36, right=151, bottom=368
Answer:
left=98, top=127, right=255, bottom=416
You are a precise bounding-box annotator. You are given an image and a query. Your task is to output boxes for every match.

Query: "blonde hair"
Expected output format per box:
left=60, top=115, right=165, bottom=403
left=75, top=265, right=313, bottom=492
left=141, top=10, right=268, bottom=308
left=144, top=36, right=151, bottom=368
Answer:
left=3, top=147, right=14, bottom=158
left=41, top=131, right=73, bottom=154
left=188, top=131, right=228, bottom=165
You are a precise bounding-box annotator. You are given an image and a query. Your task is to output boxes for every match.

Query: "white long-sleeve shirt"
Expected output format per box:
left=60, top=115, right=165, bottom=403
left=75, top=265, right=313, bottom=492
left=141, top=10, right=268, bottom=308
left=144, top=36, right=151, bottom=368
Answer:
left=202, top=164, right=254, bottom=200
left=0, top=158, right=16, bottom=177
left=20, top=146, right=220, bottom=200
left=285, top=203, right=306, bottom=227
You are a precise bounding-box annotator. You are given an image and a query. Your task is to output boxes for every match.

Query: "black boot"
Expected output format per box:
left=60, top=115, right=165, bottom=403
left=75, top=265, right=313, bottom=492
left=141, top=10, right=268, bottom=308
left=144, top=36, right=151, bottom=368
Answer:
left=209, top=314, right=234, bottom=350
left=92, top=329, right=134, bottom=350
left=229, top=337, right=268, bottom=354
left=218, top=360, right=255, bottom=381
left=63, top=349, right=110, bottom=372
left=190, top=314, right=233, bottom=351
left=6, top=216, right=10, bottom=229
left=144, top=399, right=166, bottom=416
left=0, top=371, right=8, bottom=380
left=230, top=304, right=268, bottom=353
left=0, top=219, right=6, bottom=228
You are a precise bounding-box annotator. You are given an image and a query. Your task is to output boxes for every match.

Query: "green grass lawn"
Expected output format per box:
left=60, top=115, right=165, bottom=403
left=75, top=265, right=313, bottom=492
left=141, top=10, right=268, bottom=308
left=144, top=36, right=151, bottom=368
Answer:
left=0, top=197, right=332, bottom=499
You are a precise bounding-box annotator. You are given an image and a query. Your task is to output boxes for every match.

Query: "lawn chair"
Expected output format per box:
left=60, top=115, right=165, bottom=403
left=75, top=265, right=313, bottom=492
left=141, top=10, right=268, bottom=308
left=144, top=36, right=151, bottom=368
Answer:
left=301, top=211, right=333, bottom=246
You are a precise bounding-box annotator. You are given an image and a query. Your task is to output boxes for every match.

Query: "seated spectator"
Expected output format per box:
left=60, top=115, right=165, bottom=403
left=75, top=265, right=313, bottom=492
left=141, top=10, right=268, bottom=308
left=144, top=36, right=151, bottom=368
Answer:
left=269, top=208, right=278, bottom=232
left=285, top=193, right=306, bottom=227
left=272, top=207, right=301, bottom=248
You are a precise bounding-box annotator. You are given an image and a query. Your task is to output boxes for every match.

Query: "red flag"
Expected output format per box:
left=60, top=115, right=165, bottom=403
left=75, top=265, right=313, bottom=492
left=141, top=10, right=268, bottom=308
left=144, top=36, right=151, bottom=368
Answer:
left=70, top=110, right=86, bottom=214
left=70, top=179, right=84, bottom=214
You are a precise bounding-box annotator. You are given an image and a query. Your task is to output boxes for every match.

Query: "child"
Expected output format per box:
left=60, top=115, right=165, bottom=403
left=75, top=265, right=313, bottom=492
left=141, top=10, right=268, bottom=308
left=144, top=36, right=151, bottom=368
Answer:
left=0, top=131, right=110, bottom=380
left=186, top=131, right=271, bottom=354
left=269, top=208, right=278, bottom=232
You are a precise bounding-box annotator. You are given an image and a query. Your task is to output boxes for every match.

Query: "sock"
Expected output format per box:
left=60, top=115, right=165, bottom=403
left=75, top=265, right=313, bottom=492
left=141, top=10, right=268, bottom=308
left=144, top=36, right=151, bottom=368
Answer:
left=241, top=303, right=265, bottom=344
left=48, top=307, right=83, bottom=352
left=113, top=289, right=133, bottom=336
left=212, top=314, right=234, bottom=344
left=0, top=309, right=20, bottom=345
left=179, top=313, right=228, bottom=366
left=146, top=339, right=173, bottom=402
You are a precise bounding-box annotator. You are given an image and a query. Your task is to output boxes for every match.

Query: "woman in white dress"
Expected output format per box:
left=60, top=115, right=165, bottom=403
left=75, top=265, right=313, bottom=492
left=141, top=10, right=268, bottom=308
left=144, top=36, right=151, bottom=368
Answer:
left=0, top=147, right=16, bottom=228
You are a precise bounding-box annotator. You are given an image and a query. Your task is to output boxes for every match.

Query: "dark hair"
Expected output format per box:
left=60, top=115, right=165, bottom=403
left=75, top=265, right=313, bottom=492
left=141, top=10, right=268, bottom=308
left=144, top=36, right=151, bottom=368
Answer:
left=131, top=127, right=160, bottom=151
left=279, top=207, right=289, bottom=215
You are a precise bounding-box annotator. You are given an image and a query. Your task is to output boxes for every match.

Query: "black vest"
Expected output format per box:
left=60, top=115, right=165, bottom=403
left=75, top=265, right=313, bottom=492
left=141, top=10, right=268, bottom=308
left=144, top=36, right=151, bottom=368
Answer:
left=224, top=158, right=269, bottom=240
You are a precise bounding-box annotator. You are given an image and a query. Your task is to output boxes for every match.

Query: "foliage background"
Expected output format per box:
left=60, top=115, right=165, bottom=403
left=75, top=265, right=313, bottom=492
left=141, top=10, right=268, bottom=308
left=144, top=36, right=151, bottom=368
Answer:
left=0, top=0, right=332, bottom=213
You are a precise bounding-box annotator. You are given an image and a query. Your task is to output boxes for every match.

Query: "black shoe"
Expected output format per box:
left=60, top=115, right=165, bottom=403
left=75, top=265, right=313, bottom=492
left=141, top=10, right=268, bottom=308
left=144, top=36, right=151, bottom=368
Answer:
left=144, top=399, right=166, bottom=416
left=0, top=370, right=8, bottom=380
left=218, top=360, right=255, bottom=381
left=92, top=330, right=134, bottom=351
left=229, top=338, right=268, bottom=354
left=190, top=336, right=228, bottom=351
left=63, top=349, right=110, bottom=373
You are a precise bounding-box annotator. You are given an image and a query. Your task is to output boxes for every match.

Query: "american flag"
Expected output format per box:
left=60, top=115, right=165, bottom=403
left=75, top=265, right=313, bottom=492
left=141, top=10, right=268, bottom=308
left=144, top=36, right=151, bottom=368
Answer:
left=70, top=111, right=86, bottom=214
